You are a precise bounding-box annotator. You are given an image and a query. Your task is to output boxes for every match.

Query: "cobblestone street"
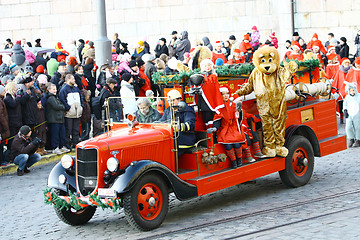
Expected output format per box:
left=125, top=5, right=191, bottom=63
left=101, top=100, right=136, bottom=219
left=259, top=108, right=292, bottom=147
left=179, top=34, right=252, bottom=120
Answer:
left=1, top=123, right=359, bottom=240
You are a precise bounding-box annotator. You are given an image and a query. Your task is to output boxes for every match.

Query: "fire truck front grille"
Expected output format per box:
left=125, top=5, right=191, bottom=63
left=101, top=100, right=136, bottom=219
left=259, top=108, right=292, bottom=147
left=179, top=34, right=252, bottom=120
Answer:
left=76, top=148, right=98, bottom=196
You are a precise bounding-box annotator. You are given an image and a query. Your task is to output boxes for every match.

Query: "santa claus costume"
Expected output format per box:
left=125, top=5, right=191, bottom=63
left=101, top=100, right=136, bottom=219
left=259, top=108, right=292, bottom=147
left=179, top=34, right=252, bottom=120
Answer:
left=325, top=53, right=340, bottom=79
left=345, top=57, right=360, bottom=92
left=192, top=59, right=224, bottom=127
left=332, top=58, right=352, bottom=123
left=227, top=49, right=245, bottom=65
left=210, top=86, right=247, bottom=168
left=211, top=41, right=227, bottom=64
left=307, top=33, right=327, bottom=54
left=283, top=41, right=303, bottom=61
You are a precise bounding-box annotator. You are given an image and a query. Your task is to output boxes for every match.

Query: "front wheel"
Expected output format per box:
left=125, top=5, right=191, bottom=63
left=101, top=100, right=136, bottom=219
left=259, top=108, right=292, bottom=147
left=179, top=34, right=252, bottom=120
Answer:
left=53, top=189, right=96, bottom=226
left=279, top=135, right=314, bottom=187
left=123, top=173, right=169, bottom=231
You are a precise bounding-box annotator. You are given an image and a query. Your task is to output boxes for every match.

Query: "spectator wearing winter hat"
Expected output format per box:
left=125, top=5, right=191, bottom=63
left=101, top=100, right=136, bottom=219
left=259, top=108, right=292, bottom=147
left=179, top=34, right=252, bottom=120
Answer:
left=292, top=32, right=303, bottom=43
left=37, top=74, right=49, bottom=93
left=120, top=73, right=137, bottom=117
left=250, top=26, right=260, bottom=50
left=211, top=41, right=227, bottom=65
left=11, top=125, right=42, bottom=176
left=202, top=36, right=213, bottom=51
left=0, top=85, right=10, bottom=166
left=77, top=39, right=85, bottom=63
left=269, top=32, right=278, bottom=49
left=339, top=37, right=349, bottom=59
left=168, top=31, right=180, bottom=58
left=35, top=38, right=41, bottom=48
left=4, top=82, right=22, bottom=150
left=83, top=41, right=95, bottom=62
left=119, top=42, right=130, bottom=55
left=50, top=62, right=67, bottom=90
left=137, top=59, right=152, bottom=97
left=83, top=57, right=96, bottom=97
left=133, top=40, right=149, bottom=60
left=5, top=38, right=13, bottom=49
left=11, top=44, right=27, bottom=70
left=175, top=31, right=191, bottom=61
left=229, top=35, right=240, bottom=56
left=47, top=52, right=59, bottom=77
left=17, top=76, right=42, bottom=138
left=154, top=38, right=169, bottom=58
left=66, top=56, right=78, bottom=74
left=239, top=34, right=253, bottom=55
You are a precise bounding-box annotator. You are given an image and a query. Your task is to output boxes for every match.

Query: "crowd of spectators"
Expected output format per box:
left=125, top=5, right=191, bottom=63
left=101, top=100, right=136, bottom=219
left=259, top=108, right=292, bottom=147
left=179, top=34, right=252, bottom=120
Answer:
left=1, top=28, right=359, bottom=174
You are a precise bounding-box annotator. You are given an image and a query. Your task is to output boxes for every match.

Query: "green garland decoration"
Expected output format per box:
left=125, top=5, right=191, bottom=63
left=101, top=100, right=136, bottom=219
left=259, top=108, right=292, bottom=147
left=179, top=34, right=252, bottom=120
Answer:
left=215, top=63, right=255, bottom=77
left=43, top=188, right=122, bottom=212
left=152, top=68, right=201, bottom=85
left=152, top=59, right=320, bottom=85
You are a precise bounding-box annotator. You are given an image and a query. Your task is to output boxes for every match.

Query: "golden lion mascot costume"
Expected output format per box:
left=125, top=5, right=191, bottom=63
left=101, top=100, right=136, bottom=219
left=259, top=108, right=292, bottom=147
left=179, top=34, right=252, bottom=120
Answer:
left=236, top=46, right=298, bottom=157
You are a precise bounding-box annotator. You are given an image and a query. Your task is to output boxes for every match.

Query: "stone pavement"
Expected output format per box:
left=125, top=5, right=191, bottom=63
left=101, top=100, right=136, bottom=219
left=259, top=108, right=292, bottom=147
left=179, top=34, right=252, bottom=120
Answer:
left=2, top=120, right=359, bottom=240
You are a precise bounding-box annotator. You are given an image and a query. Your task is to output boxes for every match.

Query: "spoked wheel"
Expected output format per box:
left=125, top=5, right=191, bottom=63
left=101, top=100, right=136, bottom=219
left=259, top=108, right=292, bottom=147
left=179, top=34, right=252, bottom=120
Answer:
left=123, top=173, right=169, bottom=231
left=53, top=189, right=96, bottom=226
left=279, top=135, right=314, bottom=187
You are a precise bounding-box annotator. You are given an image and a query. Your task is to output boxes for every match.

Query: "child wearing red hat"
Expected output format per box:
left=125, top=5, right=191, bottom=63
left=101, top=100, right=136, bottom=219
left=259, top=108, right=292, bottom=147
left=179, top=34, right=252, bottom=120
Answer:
left=250, top=26, right=260, bottom=50
left=239, top=34, right=253, bottom=55
left=269, top=32, right=278, bottom=49
left=211, top=41, right=227, bottom=64
left=283, top=40, right=303, bottom=61
left=227, top=49, right=245, bottom=65
left=325, top=53, right=340, bottom=79
left=207, top=86, right=247, bottom=168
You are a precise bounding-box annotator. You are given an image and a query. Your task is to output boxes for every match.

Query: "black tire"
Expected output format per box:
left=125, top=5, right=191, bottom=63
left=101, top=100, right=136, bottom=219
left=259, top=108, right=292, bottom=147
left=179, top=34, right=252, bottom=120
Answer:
left=53, top=189, right=96, bottom=226
left=123, top=173, right=169, bottom=231
left=279, top=135, right=314, bottom=187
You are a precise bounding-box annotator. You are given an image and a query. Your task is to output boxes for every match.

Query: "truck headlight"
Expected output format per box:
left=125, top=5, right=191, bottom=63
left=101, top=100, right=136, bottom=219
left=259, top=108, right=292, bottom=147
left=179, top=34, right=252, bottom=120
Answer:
left=107, top=157, right=119, bottom=172
left=61, top=155, right=73, bottom=169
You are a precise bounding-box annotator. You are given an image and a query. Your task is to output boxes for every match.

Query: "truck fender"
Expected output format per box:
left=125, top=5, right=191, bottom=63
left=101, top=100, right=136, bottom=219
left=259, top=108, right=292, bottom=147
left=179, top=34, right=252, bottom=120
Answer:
left=285, top=124, right=320, bottom=157
left=110, top=160, right=198, bottom=201
left=47, top=162, right=77, bottom=193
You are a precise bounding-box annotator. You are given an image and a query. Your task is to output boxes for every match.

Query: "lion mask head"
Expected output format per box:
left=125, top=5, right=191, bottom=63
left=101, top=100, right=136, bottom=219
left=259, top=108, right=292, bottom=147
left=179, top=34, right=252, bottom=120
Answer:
left=253, top=46, right=280, bottom=75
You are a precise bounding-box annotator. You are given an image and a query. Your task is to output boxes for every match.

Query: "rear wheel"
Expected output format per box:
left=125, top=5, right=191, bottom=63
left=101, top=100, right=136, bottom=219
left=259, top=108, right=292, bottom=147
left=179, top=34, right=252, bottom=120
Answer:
left=279, top=135, right=314, bottom=187
left=123, top=173, right=169, bottom=231
left=53, top=189, right=96, bottom=226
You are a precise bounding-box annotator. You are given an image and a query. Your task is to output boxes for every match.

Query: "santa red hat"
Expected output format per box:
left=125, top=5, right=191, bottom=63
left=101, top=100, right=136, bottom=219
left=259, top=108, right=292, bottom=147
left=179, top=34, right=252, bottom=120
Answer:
left=291, top=40, right=302, bottom=51
left=269, top=32, right=275, bottom=38
left=341, top=58, right=351, bottom=65
left=214, top=40, right=222, bottom=47
left=244, top=34, right=250, bottom=41
left=36, top=65, right=44, bottom=73
left=312, top=33, right=319, bottom=39
left=219, top=85, right=230, bottom=93
left=312, top=43, right=320, bottom=50
left=251, top=26, right=257, bottom=31
left=327, top=45, right=336, bottom=53
left=327, top=53, right=338, bottom=61
left=234, top=49, right=241, bottom=54
left=355, top=57, right=360, bottom=65
left=55, top=42, right=63, bottom=51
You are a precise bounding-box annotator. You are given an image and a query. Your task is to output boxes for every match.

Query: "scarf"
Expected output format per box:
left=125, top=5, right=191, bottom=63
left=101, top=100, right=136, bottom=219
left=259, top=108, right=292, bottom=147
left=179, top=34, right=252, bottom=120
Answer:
left=340, top=65, right=351, bottom=73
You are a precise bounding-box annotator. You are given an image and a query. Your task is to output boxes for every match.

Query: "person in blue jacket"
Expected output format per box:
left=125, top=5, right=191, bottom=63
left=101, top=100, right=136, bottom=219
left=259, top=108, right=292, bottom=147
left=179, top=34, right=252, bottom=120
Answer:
left=159, top=89, right=196, bottom=156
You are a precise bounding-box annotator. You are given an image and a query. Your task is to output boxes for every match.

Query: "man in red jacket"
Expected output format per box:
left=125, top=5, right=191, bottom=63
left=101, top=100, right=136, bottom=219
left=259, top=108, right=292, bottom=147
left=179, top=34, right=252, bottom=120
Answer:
left=11, top=125, right=41, bottom=176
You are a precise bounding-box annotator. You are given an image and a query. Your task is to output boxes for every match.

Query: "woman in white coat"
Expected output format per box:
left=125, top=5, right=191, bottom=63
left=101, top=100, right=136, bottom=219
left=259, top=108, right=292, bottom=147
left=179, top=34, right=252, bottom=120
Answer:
left=120, top=73, right=138, bottom=117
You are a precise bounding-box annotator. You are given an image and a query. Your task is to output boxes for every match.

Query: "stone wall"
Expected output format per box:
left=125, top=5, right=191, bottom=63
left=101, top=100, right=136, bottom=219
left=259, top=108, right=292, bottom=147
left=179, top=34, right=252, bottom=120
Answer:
left=0, top=0, right=359, bottom=55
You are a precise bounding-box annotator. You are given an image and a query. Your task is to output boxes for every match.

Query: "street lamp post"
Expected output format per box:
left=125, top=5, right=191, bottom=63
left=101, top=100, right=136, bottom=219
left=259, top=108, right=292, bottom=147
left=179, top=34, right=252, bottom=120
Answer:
left=95, top=0, right=112, bottom=70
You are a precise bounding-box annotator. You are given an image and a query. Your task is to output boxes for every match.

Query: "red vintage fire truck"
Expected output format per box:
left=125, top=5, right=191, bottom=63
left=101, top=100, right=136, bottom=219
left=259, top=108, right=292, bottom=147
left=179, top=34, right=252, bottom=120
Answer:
left=45, top=74, right=346, bottom=231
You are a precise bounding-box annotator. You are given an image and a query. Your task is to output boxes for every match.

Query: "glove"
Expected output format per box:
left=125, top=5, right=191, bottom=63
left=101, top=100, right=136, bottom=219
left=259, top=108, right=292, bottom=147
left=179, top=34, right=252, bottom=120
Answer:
left=173, top=123, right=187, bottom=132
left=172, top=123, right=180, bottom=132
left=344, top=109, right=349, bottom=118
left=206, top=127, right=217, bottom=134
left=236, top=101, right=242, bottom=112
left=32, top=137, right=42, bottom=146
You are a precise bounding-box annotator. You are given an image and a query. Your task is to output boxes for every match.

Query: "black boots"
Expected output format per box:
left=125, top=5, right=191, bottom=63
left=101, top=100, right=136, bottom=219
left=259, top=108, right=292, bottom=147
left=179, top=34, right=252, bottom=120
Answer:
left=231, top=160, right=237, bottom=169
left=353, top=140, right=360, bottom=147
left=237, top=158, right=243, bottom=167
left=17, top=168, right=24, bottom=176
left=24, top=167, right=30, bottom=173
left=348, top=139, right=354, bottom=147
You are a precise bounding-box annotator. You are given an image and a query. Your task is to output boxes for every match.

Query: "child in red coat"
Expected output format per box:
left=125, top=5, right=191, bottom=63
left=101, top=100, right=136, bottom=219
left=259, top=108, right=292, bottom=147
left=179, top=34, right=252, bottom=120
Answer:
left=208, top=86, right=245, bottom=168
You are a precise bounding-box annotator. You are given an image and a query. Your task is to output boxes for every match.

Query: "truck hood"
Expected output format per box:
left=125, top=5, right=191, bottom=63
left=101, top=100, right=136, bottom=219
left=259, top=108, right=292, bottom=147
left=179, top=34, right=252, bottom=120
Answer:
left=78, top=124, right=173, bottom=151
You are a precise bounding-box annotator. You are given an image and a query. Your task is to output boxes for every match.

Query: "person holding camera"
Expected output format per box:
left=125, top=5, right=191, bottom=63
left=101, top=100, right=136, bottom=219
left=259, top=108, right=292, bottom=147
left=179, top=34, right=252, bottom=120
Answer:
left=11, top=125, right=42, bottom=176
